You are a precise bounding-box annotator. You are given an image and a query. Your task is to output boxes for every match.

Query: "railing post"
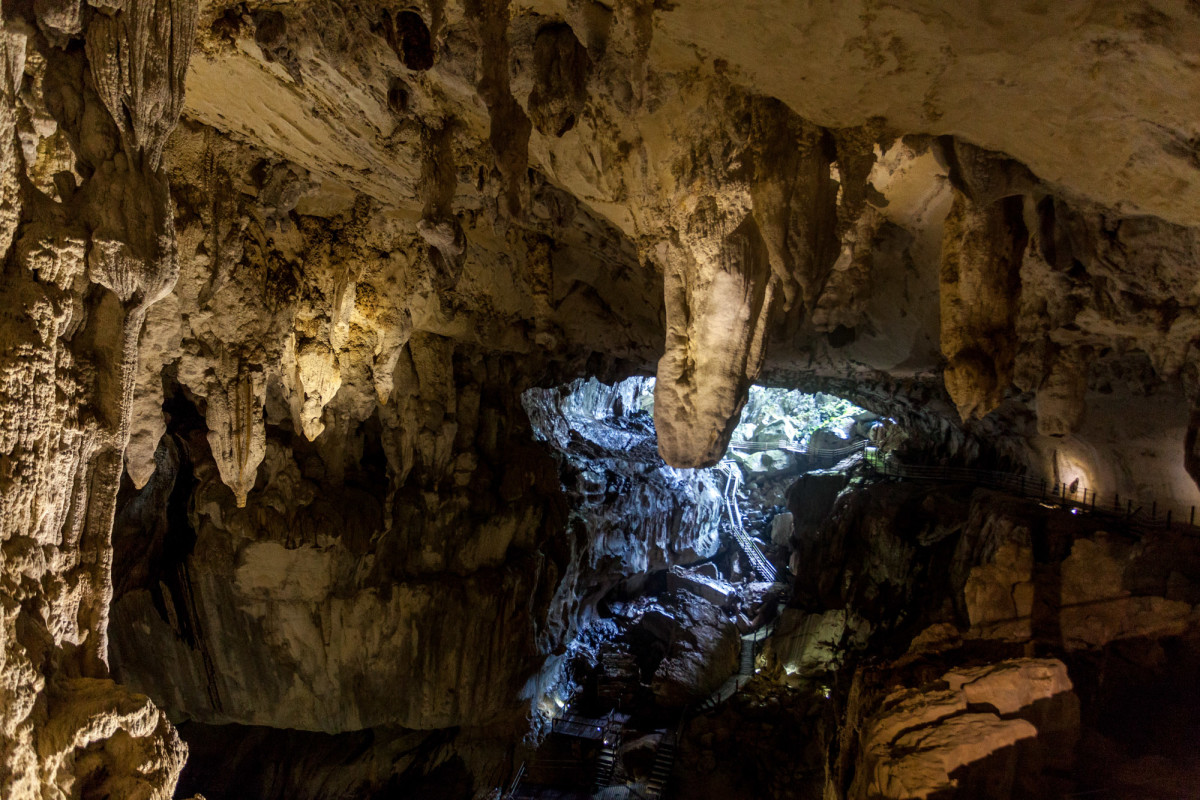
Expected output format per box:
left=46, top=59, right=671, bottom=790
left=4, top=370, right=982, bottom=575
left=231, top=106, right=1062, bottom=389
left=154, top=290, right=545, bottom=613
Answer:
left=1167, top=509, right=1173, bottom=526
left=1115, top=492, right=1119, bottom=512
left=1191, top=506, right=1195, bottom=527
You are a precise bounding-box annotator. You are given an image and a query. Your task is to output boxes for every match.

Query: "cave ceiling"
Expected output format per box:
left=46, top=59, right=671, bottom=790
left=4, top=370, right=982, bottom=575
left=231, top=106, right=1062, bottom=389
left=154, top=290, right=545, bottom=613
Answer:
left=166, top=0, right=1200, bottom=474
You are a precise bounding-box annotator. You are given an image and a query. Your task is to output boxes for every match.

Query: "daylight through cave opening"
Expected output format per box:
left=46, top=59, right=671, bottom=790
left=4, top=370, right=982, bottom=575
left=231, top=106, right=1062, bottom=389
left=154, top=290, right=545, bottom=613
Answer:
left=506, top=377, right=885, bottom=795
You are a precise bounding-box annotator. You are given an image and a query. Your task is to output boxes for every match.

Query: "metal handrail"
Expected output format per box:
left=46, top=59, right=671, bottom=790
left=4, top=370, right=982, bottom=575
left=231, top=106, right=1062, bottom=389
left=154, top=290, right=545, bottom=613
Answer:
left=727, top=438, right=868, bottom=456
left=718, top=462, right=776, bottom=581
left=864, top=451, right=1200, bottom=532
left=502, top=762, right=525, bottom=799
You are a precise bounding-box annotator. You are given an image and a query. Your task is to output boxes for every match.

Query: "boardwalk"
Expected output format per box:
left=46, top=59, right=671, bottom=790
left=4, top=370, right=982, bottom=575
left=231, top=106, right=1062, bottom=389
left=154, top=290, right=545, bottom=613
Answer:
left=718, top=462, right=777, bottom=582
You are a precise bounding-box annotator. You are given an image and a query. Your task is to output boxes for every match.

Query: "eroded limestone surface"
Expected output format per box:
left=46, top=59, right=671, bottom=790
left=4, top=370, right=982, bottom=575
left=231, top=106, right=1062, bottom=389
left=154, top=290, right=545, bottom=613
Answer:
left=850, top=659, right=1079, bottom=800
left=0, top=2, right=197, bottom=796
left=4, top=0, right=1200, bottom=797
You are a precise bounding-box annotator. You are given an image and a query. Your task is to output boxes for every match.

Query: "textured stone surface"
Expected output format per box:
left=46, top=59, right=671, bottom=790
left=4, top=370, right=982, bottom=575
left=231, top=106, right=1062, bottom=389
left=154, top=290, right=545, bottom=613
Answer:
left=106, top=372, right=721, bottom=735
left=0, top=2, right=196, bottom=796
left=162, top=0, right=1200, bottom=484
left=4, top=1, right=1200, bottom=796
left=792, top=480, right=1200, bottom=655
left=849, top=659, right=1079, bottom=800
left=650, top=590, right=740, bottom=707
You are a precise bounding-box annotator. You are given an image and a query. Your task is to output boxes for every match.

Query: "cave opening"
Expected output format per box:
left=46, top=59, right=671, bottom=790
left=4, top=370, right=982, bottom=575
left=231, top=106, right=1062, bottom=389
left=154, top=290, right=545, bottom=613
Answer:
left=506, top=372, right=1200, bottom=800
left=511, top=378, right=879, bottom=798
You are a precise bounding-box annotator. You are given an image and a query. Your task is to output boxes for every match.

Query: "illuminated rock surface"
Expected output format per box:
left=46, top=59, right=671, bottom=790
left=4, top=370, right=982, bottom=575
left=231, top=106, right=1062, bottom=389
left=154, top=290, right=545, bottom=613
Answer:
left=3, top=1, right=1200, bottom=798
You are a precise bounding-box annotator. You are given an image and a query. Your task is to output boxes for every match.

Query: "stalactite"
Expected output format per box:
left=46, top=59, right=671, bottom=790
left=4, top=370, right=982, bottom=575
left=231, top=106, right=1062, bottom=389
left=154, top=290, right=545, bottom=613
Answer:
left=466, top=0, right=532, bottom=219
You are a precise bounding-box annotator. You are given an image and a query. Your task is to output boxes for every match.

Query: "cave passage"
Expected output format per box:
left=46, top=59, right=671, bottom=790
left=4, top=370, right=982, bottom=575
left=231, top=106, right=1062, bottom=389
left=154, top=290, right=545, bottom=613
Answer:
left=9, top=5, right=1200, bottom=800
left=508, top=378, right=879, bottom=798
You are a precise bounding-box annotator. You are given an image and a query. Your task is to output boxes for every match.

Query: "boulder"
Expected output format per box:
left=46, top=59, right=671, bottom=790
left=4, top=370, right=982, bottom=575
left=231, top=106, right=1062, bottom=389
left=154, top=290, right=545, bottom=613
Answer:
left=850, top=659, right=1079, bottom=800
left=770, top=511, right=794, bottom=546
left=808, top=428, right=851, bottom=452
left=666, top=567, right=737, bottom=608
left=651, top=591, right=740, bottom=706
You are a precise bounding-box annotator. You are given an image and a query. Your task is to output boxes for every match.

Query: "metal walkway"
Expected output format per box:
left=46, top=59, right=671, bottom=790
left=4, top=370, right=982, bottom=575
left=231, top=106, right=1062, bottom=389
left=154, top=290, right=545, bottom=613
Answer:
left=728, top=437, right=867, bottom=469
left=718, top=462, right=777, bottom=582
left=731, top=436, right=1200, bottom=532
left=695, top=615, right=779, bottom=713
left=863, top=452, right=1200, bottom=533
left=550, top=713, right=609, bottom=740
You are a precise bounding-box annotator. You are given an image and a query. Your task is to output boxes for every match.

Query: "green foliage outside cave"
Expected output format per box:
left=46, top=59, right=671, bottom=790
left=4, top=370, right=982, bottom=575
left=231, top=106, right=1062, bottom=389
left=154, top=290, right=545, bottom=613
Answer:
left=727, top=387, right=867, bottom=473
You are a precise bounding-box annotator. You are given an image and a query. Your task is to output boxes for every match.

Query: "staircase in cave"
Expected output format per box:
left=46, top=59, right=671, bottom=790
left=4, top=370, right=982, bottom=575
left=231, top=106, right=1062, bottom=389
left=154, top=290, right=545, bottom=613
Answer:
left=695, top=616, right=779, bottom=713
left=718, top=462, right=777, bottom=582
left=592, top=719, right=623, bottom=792
left=740, top=633, right=756, bottom=675
left=864, top=453, right=1200, bottom=531
left=644, top=729, right=679, bottom=800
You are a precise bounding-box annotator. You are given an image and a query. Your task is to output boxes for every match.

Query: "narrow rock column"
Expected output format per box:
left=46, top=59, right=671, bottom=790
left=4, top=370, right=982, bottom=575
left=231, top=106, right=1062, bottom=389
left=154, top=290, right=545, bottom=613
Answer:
left=0, top=0, right=197, bottom=795
left=940, top=189, right=1027, bottom=421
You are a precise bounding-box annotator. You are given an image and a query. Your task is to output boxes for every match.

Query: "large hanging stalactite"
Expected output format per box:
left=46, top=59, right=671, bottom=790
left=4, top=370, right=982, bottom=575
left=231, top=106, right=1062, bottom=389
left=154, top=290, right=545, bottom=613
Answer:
left=654, top=208, right=777, bottom=468
left=938, top=189, right=1027, bottom=422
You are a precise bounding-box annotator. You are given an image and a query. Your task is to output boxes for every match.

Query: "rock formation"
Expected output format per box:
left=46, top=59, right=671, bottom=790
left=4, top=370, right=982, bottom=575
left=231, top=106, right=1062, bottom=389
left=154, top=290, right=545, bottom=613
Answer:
left=848, top=659, right=1079, bottom=800
left=1, top=2, right=197, bottom=796
left=771, top=479, right=1200, bottom=800
left=2, top=0, right=1200, bottom=797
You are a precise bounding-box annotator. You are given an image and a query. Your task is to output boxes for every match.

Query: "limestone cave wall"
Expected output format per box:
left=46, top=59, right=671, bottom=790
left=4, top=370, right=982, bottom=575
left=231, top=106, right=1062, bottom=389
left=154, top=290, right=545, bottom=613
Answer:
left=2, top=0, right=1200, bottom=797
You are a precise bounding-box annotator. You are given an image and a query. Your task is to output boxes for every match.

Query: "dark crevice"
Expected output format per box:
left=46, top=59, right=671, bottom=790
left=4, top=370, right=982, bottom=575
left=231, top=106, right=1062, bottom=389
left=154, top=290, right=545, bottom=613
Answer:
left=112, top=378, right=204, bottom=641
left=382, top=10, right=435, bottom=71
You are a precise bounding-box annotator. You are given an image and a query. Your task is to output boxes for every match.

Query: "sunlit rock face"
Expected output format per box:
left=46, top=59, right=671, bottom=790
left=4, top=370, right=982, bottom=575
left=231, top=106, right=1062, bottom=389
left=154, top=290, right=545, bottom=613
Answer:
left=524, top=376, right=722, bottom=584
left=4, top=0, right=1200, bottom=797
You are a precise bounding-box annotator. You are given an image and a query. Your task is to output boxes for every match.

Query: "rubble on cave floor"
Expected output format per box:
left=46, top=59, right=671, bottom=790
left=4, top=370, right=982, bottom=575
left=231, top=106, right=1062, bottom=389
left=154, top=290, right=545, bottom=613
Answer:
left=510, top=558, right=786, bottom=797
left=512, top=461, right=1200, bottom=800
